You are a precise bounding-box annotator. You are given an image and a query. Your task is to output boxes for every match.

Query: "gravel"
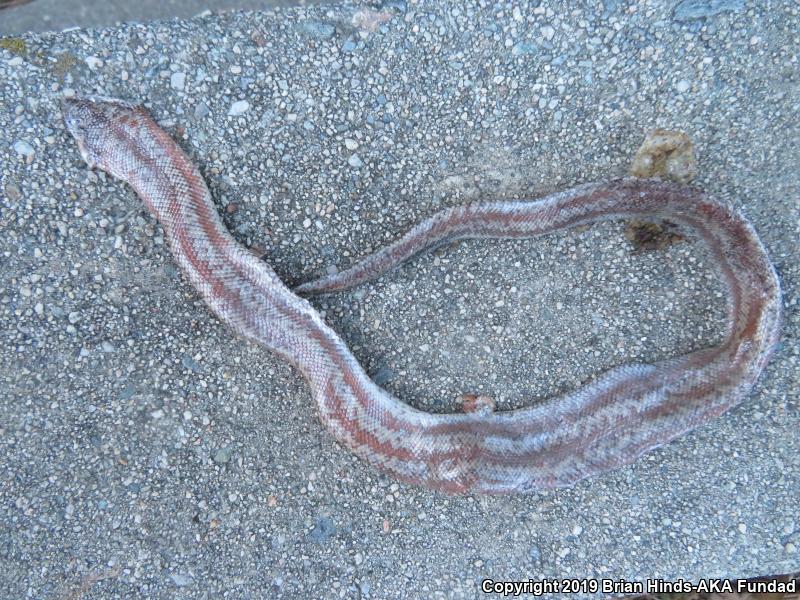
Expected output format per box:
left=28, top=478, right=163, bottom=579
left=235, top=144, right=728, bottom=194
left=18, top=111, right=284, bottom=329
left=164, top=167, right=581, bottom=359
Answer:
left=1, top=1, right=798, bottom=598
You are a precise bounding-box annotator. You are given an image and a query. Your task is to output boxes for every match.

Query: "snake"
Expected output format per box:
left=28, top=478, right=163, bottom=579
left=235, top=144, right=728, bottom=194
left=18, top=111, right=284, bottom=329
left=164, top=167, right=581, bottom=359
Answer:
left=63, top=96, right=782, bottom=494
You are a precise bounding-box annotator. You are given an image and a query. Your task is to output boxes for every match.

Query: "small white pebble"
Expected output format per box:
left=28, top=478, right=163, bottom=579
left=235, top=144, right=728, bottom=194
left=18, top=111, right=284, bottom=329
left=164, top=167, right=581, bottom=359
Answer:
left=228, top=100, right=250, bottom=116
left=13, top=140, right=35, bottom=160
left=170, top=72, right=186, bottom=90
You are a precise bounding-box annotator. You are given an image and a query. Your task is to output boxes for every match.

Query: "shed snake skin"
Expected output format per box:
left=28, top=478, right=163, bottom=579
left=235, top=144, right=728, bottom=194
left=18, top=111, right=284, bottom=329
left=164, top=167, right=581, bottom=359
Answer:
left=63, top=97, right=782, bottom=494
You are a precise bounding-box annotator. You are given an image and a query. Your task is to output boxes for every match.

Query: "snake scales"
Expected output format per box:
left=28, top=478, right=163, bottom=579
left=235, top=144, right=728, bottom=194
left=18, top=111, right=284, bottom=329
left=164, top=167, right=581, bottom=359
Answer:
left=63, top=96, right=782, bottom=494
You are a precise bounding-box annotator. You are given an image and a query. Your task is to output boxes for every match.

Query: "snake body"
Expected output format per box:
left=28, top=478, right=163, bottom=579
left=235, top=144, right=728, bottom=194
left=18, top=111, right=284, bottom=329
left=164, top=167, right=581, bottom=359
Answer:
left=63, top=97, right=782, bottom=494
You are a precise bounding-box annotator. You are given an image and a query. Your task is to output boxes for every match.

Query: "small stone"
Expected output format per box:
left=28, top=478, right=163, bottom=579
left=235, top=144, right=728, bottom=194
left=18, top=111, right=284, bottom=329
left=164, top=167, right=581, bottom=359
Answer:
left=540, top=25, right=555, bottom=41
left=344, top=138, right=359, bottom=150
left=5, top=183, right=21, bottom=201
left=181, top=354, right=202, bottom=372
left=348, top=154, right=363, bottom=168
left=602, top=0, right=620, bottom=16
left=738, top=523, right=747, bottom=534
left=214, top=445, right=234, bottom=464
left=676, top=80, right=690, bottom=93
left=228, top=100, right=250, bottom=116
left=13, top=140, right=34, bottom=161
left=170, top=574, right=192, bottom=587
left=68, top=311, right=81, bottom=324
left=170, top=72, right=186, bottom=90
left=85, top=56, right=103, bottom=70
left=511, top=41, right=537, bottom=56
left=194, top=102, right=210, bottom=119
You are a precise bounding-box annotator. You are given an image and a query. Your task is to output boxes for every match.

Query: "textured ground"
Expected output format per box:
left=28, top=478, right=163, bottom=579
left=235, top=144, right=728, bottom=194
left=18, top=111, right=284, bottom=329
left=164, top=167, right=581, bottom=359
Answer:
left=1, top=1, right=798, bottom=598
left=0, top=0, right=322, bottom=36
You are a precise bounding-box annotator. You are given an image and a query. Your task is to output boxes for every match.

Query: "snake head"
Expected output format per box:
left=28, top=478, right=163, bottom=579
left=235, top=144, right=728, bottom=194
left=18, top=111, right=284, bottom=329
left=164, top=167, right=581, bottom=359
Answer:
left=62, top=95, right=144, bottom=174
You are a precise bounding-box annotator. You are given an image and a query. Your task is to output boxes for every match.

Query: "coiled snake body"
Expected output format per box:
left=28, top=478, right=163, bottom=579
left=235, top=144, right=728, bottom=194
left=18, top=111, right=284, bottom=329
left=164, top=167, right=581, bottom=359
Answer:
left=63, top=97, right=782, bottom=494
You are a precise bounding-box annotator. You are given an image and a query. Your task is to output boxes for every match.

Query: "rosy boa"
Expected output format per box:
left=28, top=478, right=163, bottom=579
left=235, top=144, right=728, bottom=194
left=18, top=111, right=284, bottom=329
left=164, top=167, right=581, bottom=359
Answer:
left=63, top=97, right=782, bottom=494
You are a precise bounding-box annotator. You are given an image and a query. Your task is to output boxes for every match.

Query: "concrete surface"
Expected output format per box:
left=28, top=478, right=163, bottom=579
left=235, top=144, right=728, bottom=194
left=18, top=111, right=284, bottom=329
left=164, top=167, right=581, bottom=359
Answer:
left=0, top=0, right=324, bottom=36
left=1, top=1, right=798, bottom=598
